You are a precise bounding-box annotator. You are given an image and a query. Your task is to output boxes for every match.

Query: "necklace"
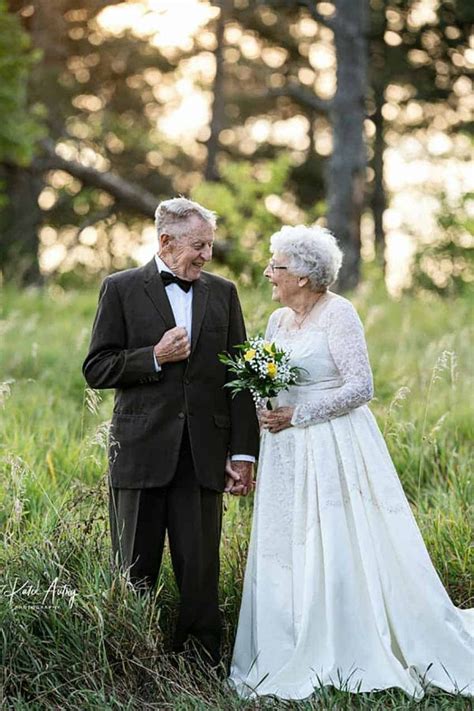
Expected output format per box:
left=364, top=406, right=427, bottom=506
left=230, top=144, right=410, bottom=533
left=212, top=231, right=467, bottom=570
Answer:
left=292, top=292, right=326, bottom=329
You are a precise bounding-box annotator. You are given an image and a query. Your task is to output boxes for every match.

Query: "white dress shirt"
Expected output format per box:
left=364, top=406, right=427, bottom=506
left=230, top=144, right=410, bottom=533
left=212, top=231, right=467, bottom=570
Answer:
left=153, top=255, right=254, bottom=464
left=155, top=254, right=193, bottom=338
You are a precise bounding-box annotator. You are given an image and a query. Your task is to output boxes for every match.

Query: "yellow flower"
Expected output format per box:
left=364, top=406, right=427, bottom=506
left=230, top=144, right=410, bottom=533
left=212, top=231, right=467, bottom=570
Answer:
left=264, top=342, right=274, bottom=354
left=244, top=349, right=256, bottom=362
left=267, top=362, right=278, bottom=378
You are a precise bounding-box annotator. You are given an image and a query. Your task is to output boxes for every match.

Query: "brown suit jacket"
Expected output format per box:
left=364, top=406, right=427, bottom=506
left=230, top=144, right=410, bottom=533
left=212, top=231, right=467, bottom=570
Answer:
left=82, top=258, right=259, bottom=490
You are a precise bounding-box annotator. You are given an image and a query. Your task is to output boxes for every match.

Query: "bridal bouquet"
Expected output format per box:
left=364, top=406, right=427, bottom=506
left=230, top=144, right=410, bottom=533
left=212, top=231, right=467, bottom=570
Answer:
left=218, top=337, right=301, bottom=410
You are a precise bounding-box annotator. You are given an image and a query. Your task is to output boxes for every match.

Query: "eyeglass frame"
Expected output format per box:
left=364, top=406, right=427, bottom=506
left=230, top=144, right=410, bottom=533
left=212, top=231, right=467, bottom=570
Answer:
left=267, top=260, right=289, bottom=272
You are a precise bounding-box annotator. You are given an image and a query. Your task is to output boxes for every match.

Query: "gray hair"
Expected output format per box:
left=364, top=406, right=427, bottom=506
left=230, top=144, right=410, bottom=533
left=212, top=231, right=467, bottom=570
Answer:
left=270, top=224, right=343, bottom=291
left=154, top=197, right=217, bottom=239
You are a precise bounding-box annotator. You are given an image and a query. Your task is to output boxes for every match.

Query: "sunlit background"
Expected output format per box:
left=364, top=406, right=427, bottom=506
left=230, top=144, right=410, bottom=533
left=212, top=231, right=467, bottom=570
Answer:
left=27, top=0, right=474, bottom=294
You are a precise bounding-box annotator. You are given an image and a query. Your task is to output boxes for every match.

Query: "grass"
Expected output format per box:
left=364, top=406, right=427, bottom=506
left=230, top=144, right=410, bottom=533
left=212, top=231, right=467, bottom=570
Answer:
left=0, top=277, right=473, bottom=709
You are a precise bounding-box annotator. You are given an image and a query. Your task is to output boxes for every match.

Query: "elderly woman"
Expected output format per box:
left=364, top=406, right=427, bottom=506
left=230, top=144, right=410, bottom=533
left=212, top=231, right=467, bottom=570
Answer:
left=229, top=225, right=473, bottom=701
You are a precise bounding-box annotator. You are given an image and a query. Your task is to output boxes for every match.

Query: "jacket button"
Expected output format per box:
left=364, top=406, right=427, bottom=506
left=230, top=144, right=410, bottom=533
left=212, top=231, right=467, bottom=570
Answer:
left=178, top=412, right=185, bottom=419
left=184, top=378, right=190, bottom=385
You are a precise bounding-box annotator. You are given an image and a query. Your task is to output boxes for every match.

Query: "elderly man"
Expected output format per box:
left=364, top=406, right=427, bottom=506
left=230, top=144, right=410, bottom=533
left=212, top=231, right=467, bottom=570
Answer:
left=83, top=197, right=259, bottom=667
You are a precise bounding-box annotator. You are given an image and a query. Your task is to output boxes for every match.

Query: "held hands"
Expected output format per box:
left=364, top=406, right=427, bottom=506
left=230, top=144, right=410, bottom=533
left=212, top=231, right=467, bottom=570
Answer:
left=154, top=326, right=190, bottom=364
left=225, top=459, right=255, bottom=496
left=259, top=406, right=295, bottom=434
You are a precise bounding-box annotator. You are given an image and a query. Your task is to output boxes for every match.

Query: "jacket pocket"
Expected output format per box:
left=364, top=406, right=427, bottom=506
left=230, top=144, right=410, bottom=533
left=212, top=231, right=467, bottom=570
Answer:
left=110, top=413, right=149, bottom=448
left=213, top=413, right=231, bottom=428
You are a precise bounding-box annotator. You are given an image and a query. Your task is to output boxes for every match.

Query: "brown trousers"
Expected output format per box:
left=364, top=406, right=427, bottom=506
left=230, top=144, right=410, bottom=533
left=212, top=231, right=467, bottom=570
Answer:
left=108, top=427, right=223, bottom=664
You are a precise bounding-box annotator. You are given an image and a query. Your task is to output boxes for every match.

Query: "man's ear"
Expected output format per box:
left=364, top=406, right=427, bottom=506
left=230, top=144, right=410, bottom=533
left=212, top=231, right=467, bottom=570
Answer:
left=159, top=233, right=171, bottom=251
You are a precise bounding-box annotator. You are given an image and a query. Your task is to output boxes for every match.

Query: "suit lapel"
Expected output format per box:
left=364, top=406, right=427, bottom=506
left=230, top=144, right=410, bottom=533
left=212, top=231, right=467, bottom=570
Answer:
left=142, top=258, right=209, bottom=352
left=191, top=276, right=209, bottom=355
left=142, top=258, right=176, bottom=330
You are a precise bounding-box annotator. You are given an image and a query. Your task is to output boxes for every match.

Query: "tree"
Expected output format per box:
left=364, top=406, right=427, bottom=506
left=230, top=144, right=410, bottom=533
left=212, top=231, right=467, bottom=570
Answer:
left=2, top=0, right=471, bottom=289
left=324, top=0, right=368, bottom=290
left=367, top=0, right=474, bottom=270
left=236, top=0, right=369, bottom=289
left=0, top=0, right=42, bottom=165
left=201, top=0, right=472, bottom=289
left=0, top=0, right=195, bottom=283
left=205, top=0, right=232, bottom=181
left=194, top=154, right=293, bottom=279
left=210, top=2, right=327, bottom=208
left=410, top=192, right=474, bottom=296
left=0, top=0, right=44, bottom=282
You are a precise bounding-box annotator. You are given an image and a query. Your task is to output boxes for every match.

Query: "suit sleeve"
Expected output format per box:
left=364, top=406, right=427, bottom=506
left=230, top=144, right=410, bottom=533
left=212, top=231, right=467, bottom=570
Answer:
left=82, top=277, right=162, bottom=389
left=227, top=284, right=260, bottom=458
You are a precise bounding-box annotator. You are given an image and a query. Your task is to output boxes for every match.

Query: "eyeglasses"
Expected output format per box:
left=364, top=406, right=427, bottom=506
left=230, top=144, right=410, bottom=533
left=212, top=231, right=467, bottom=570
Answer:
left=268, top=261, right=289, bottom=272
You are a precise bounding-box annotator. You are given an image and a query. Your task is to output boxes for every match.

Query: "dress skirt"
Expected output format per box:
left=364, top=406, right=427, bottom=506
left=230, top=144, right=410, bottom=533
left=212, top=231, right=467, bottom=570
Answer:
left=229, top=405, right=473, bottom=700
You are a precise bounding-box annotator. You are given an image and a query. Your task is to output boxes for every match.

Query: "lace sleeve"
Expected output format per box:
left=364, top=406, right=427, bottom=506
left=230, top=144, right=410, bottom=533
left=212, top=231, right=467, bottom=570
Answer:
left=291, top=299, right=374, bottom=427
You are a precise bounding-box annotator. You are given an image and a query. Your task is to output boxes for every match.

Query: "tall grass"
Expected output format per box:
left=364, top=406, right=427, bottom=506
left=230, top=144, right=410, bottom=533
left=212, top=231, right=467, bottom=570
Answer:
left=0, top=279, right=472, bottom=709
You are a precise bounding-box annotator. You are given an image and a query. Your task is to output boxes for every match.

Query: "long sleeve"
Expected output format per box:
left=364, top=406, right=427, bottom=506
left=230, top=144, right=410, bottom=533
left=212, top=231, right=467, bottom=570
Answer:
left=82, top=277, right=160, bottom=389
left=291, top=299, right=374, bottom=427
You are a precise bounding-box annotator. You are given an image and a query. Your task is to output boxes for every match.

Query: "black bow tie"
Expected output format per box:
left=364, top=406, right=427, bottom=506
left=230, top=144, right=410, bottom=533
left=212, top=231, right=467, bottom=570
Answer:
left=160, top=271, right=193, bottom=293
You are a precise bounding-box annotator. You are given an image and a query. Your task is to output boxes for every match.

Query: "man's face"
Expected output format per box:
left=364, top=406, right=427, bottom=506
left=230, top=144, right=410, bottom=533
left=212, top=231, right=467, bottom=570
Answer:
left=159, top=215, right=214, bottom=281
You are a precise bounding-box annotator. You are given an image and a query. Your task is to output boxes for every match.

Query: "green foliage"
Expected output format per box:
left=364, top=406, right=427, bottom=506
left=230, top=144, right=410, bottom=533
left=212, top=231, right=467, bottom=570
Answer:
left=368, top=0, right=473, bottom=125
left=0, top=0, right=43, bottom=164
left=193, top=155, right=293, bottom=281
left=410, top=193, right=474, bottom=296
left=1, top=0, right=471, bottom=291
left=0, top=283, right=472, bottom=707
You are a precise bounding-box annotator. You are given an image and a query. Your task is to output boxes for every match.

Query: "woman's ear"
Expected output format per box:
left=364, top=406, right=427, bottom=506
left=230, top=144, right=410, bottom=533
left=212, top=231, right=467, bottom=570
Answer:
left=298, top=276, right=309, bottom=288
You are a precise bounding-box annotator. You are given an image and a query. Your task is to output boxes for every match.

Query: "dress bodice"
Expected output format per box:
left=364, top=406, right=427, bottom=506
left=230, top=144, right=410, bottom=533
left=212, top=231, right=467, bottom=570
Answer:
left=264, top=293, right=374, bottom=426
left=272, top=326, right=343, bottom=407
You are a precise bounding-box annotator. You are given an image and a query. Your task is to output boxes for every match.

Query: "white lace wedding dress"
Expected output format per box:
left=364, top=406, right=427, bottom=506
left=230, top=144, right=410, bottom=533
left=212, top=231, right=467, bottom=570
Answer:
left=229, top=292, right=473, bottom=700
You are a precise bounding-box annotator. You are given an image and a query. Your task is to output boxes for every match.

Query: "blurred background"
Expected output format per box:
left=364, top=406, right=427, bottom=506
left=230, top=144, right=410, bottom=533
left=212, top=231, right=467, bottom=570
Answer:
left=1, top=5, right=473, bottom=707
left=0, top=0, right=472, bottom=297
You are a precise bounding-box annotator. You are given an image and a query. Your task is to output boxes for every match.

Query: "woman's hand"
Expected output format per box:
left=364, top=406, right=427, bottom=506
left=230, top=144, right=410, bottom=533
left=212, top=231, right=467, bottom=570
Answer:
left=260, top=407, right=295, bottom=433
left=224, top=459, right=255, bottom=495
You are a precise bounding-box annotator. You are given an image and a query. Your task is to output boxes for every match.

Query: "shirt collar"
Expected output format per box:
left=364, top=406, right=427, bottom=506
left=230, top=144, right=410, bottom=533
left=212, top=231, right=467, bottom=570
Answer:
left=155, top=254, right=175, bottom=275
left=154, top=254, right=194, bottom=293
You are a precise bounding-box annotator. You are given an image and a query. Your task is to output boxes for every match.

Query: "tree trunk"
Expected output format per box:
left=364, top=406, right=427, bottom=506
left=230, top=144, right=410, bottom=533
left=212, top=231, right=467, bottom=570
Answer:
left=372, top=83, right=387, bottom=271
left=0, top=164, right=43, bottom=284
left=327, top=0, right=368, bottom=291
left=0, top=0, right=68, bottom=285
left=204, top=0, right=231, bottom=181
left=369, top=0, right=387, bottom=274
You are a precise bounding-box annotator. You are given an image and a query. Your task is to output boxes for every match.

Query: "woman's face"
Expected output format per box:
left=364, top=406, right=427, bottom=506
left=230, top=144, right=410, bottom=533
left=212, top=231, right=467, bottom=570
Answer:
left=263, top=251, right=300, bottom=304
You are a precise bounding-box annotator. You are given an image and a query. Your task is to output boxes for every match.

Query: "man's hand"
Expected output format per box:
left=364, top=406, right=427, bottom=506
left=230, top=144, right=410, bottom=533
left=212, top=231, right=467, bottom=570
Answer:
left=225, top=460, right=254, bottom=496
left=154, top=327, right=190, bottom=364
left=260, top=406, right=294, bottom=433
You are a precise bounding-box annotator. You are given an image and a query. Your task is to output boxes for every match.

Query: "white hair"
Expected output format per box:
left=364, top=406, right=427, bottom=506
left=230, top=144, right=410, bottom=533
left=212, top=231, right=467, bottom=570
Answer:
left=270, top=224, right=343, bottom=291
left=154, top=197, right=217, bottom=239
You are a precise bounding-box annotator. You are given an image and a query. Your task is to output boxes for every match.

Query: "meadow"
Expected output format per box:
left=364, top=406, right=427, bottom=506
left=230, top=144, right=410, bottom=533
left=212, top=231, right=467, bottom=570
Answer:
left=0, top=276, right=472, bottom=710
